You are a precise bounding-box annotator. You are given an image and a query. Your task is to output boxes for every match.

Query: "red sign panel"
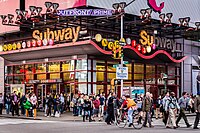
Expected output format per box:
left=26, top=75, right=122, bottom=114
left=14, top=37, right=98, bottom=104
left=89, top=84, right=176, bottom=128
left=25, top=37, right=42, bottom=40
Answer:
left=0, top=0, right=20, bottom=34
left=25, top=0, right=86, bottom=12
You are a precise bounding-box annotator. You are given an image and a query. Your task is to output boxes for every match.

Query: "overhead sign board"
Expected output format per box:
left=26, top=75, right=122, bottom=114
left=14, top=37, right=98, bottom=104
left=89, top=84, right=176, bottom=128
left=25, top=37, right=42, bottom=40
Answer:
left=116, top=67, right=128, bottom=80
left=58, top=9, right=113, bottom=16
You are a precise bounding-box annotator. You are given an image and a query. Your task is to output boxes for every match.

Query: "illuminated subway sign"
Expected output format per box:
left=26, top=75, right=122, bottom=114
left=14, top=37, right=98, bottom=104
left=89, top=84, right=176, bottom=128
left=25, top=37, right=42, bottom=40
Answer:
left=140, top=30, right=176, bottom=52
left=32, top=26, right=80, bottom=42
left=57, top=9, right=113, bottom=16
left=2, top=26, right=81, bottom=52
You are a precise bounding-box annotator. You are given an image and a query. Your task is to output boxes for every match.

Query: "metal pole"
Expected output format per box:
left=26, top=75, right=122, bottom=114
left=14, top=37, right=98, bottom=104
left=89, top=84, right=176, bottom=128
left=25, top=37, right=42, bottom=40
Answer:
left=120, top=14, right=124, bottom=98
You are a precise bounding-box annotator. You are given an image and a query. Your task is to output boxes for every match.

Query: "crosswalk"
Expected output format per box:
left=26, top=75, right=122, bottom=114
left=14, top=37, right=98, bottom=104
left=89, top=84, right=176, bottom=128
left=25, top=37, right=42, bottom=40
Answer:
left=0, top=119, right=56, bottom=126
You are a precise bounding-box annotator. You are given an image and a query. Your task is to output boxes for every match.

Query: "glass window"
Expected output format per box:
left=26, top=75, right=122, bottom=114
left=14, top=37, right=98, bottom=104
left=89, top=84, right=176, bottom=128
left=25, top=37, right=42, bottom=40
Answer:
left=134, top=74, right=144, bottom=84
left=125, top=64, right=132, bottom=73
left=5, top=66, right=13, bottom=74
left=97, top=72, right=105, bottom=82
left=96, top=60, right=106, bottom=71
left=5, top=76, right=12, bottom=84
left=78, top=84, right=87, bottom=94
left=76, top=71, right=87, bottom=82
left=107, top=73, right=115, bottom=81
left=35, top=64, right=46, bottom=73
left=62, top=60, right=75, bottom=71
left=14, top=76, right=24, bottom=84
left=76, top=60, right=87, bottom=70
left=48, top=62, right=60, bottom=72
left=158, top=65, right=165, bottom=75
left=25, top=64, right=35, bottom=74
left=146, top=65, right=155, bottom=84
left=134, top=64, right=144, bottom=73
left=168, top=66, right=175, bottom=79
left=107, top=61, right=119, bottom=72
left=14, top=65, right=24, bottom=74
left=63, top=72, right=74, bottom=81
left=25, top=74, right=34, bottom=81
left=50, top=73, right=60, bottom=79
left=37, top=74, right=46, bottom=80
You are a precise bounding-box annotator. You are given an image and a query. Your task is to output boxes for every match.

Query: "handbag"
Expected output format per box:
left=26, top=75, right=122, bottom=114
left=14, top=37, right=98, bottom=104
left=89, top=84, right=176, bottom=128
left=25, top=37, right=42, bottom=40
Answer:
left=55, top=111, right=60, bottom=117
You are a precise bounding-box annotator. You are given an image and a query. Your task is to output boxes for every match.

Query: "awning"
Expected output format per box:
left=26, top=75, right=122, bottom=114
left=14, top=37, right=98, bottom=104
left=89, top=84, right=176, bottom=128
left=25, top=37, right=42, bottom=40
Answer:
left=0, top=40, right=186, bottom=63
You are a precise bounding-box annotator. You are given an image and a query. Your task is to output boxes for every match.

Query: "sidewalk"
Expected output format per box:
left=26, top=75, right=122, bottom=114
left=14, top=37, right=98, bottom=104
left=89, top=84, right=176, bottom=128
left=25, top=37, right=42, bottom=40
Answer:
left=0, top=110, right=196, bottom=121
left=0, top=111, right=83, bottom=121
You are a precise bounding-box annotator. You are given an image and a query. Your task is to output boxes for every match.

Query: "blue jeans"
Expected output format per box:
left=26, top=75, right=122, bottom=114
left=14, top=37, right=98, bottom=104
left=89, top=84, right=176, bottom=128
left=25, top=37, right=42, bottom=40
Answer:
left=6, top=104, right=11, bottom=114
left=78, top=106, right=83, bottom=116
left=128, top=108, right=133, bottom=124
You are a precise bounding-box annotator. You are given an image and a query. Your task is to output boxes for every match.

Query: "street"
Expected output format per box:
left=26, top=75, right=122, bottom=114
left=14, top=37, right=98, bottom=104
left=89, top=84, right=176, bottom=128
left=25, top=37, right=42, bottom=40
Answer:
left=0, top=116, right=199, bottom=133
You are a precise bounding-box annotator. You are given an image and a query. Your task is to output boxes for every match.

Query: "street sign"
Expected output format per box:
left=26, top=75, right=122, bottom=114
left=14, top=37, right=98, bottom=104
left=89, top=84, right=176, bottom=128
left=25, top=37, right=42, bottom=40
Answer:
left=116, top=67, right=128, bottom=80
left=113, top=64, right=119, bottom=68
left=123, top=61, right=129, bottom=64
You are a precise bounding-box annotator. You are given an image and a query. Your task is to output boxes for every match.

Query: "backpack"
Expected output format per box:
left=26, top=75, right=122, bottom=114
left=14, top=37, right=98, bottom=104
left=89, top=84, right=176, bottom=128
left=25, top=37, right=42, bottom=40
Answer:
left=127, top=98, right=136, bottom=108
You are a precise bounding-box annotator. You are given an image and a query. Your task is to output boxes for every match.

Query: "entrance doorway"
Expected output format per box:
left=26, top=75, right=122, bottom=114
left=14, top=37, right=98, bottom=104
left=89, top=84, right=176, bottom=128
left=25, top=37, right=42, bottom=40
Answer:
left=37, top=84, right=46, bottom=108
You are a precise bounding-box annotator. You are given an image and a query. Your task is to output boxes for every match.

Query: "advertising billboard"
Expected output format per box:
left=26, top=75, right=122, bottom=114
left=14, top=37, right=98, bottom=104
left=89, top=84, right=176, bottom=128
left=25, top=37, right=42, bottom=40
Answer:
left=25, top=0, right=86, bottom=13
left=0, top=0, right=20, bottom=34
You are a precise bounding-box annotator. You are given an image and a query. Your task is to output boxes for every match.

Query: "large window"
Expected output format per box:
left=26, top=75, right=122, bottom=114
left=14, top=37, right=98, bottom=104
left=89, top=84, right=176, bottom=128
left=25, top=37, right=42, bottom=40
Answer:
left=146, top=65, right=155, bottom=84
left=76, top=59, right=87, bottom=70
left=5, top=66, right=13, bottom=75
left=14, top=65, right=24, bottom=74
left=35, top=64, right=46, bottom=73
left=62, top=60, right=75, bottom=71
left=48, top=62, right=60, bottom=72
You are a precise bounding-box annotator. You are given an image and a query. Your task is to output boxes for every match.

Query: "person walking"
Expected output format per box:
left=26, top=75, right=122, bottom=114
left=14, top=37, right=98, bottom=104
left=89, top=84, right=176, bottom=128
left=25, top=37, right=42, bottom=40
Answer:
left=0, top=93, right=4, bottom=115
left=46, top=93, right=53, bottom=117
left=165, top=92, right=180, bottom=129
left=30, top=93, right=37, bottom=119
left=155, top=95, right=162, bottom=119
left=83, top=95, right=92, bottom=122
left=162, top=92, right=170, bottom=125
left=11, top=91, right=19, bottom=116
left=20, top=93, right=26, bottom=115
left=99, top=93, right=105, bottom=117
left=142, top=92, right=154, bottom=128
left=106, top=93, right=115, bottom=125
left=5, top=94, right=11, bottom=114
left=176, top=92, right=192, bottom=128
left=193, top=92, right=200, bottom=129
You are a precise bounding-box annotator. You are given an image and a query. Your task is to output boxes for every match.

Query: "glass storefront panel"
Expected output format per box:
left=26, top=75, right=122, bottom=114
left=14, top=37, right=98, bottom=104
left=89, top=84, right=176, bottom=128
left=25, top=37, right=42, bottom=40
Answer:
left=96, top=85, right=104, bottom=94
left=76, top=59, right=87, bottom=70
left=78, top=84, right=87, bottom=94
left=14, top=76, right=24, bottom=84
left=157, top=65, right=165, bottom=74
left=35, top=64, right=46, bottom=73
left=107, top=61, right=118, bottom=72
left=25, top=74, right=34, bottom=81
left=168, top=66, right=176, bottom=78
left=146, top=65, right=155, bottom=84
left=76, top=71, right=87, bottom=82
left=50, top=73, right=60, bottom=79
left=97, top=72, right=105, bottom=82
left=5, top=66, right=13, bottom=74
left=37, top=74, right=46, bottom=80
left=63, top=72, right=74, bottom=81
left=5, top=76, right=12, bottom=84
left=25, top=64, right=35, bottom=74
left=48, top=62, right=60, bottom=72
left=134, top=74, right=144, bottom=84
left=134, top=64, right=144, bottom=73
left=96, top=60, right=106, bottom=71
left=107, top=73, right=115, bottom=81
left=14, top=65, right=24, bottom=74
left=62, top=60, right=75, bottom=71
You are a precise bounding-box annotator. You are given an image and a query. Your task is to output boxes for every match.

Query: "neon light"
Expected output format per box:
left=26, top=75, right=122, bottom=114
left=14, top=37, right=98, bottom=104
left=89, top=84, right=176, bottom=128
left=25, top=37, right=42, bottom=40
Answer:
left=147, top=0, right=164, bottom=13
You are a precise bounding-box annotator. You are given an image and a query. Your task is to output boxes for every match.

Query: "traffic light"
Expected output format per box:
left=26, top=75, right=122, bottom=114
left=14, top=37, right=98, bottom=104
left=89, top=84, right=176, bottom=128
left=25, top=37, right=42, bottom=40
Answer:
left=118, top=46, right=123, bottom=58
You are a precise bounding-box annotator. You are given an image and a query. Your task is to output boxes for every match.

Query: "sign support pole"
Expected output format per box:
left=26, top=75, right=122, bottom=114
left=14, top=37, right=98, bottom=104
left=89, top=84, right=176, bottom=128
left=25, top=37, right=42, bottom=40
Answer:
left=120, top=14, right=124, bottom=98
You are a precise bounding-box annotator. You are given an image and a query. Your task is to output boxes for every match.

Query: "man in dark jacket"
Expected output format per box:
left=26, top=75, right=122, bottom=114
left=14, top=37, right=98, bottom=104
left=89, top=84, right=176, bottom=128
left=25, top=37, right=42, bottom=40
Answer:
left=193, top=92, right=200, bottom=129
left=142, top=92, right=153, bottom=128
left=106, top=93, right=115, bottom=125
left=11, top=91, right=19, bottom=116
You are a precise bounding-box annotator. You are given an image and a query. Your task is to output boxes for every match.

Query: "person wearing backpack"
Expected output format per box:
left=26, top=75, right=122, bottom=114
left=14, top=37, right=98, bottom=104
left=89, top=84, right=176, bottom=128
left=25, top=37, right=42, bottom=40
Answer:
left=193, top=92, right=200, bottom=129
left=155, top=95, right=162, bottom=119
left=165, top=92, right=180, bottom=129
left=176, top=92, right=192, bottom=128
left=122, top=95, right=136, bottom=127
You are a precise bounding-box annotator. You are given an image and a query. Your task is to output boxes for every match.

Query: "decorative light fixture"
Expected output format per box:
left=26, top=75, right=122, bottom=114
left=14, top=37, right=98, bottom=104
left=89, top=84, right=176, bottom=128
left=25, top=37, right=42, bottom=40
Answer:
left=29, top=6, right=37, bottom=16
left=140, top=8, right=153, bottom=22
left=0, top=15, right=7, bottom=24
left=166, top=13, right=173, bottom=23
left=36, top=7, right=43, bottom=16
left=159, top=13, right=173, bottom=27
left=195, top=22, right=200, bottom=30
left=112, top=2, right=126, bottom=14
left=159, top=13, right=165, bottom=23
left=7, top=14, right=14, bottom=24
left=45, top=2, right=53, bottom=13
left=179, top=17, right=190, bottom=27
left=52, top=3, right=59, bottom=13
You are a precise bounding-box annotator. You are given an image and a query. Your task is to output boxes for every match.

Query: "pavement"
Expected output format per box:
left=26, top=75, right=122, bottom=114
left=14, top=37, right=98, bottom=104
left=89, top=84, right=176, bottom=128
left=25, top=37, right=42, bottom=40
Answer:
left=0, top=116, right=199, bottom=133
left=0, top=109, right=196, bottom=121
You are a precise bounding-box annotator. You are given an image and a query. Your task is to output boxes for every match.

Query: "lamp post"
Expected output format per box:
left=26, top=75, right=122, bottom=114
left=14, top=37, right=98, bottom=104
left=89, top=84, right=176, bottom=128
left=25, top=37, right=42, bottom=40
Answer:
left=112, top=0, right=136, bottom=97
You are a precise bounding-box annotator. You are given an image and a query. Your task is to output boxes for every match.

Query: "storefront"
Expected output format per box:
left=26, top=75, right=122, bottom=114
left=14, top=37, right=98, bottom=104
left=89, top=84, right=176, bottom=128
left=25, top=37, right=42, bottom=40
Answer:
left=2, top=0, right=200, bottom=99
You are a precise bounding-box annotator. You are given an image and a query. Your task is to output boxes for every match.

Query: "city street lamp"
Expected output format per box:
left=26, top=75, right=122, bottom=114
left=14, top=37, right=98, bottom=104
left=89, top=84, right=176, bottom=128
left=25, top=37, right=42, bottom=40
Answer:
left=112, top=0, right=136, bottom=97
